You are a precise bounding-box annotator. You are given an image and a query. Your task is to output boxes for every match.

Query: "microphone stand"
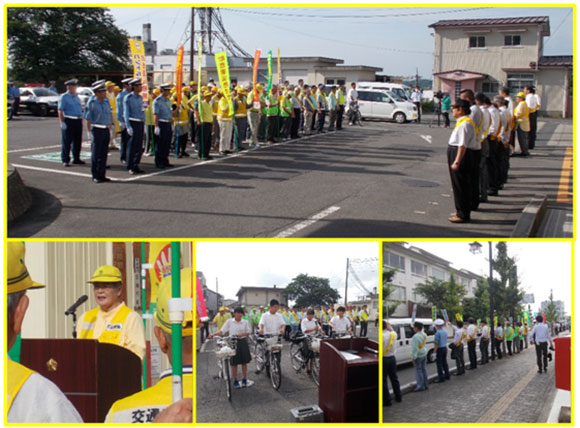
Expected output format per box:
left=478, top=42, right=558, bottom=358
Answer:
left=66, top=310, right=78, bottom=338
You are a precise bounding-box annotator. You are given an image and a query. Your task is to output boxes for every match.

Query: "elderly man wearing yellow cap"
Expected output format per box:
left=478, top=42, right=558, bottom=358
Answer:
left=76, top=265, right=145, bottom=359
left=210, top=306, right=231, bottom=333
left=514, top=91, right=530, bottom=156
left=6, top=242, right=83, bottom=423
left=105, top=269, right=194, bottom=423
left=246, top=84, right=264, bottom=148
left=105, top=81, right=119, bottom=150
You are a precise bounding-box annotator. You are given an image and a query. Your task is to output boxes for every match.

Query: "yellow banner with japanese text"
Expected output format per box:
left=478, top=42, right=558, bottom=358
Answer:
left=128, top=39, right=148, bottom=101
left=214, top=51, right=234, bottom=115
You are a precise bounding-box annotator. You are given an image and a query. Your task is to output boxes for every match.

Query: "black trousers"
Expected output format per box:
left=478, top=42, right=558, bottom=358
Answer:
left=155, top=122, right=172, bottom=167
left=200, top=321, right=210, bottom=343
left=90, top=127, right=109, bottom=180
left=535, top=342, right=548, bottom=370
left=13, top=97, right=20, bottom=116
left=383, top=356, right=402, bottom=404
left=495, top=339, right=503, bottom=359
left=266, top=115, right=278, bottom=142
left=480, top=339, right=489, bottom=364
left=336, top=105, right=345, bottom=129
left=120, top=128, right=129, bottom=162
left=311, top=111, right=317, bottom=131
left=436, top=348, right=450, bottom=380
left=359, top=321, right=368, bottom=337
left=414, top=102, right=421, bottom=122
left=517, top=127, right=529, bottom=156
left=471, top=149, right=481, bottom=210
left=291, top=109, right=300, bottom=138
left=442, top=112, right=450, bottom=127
left=498, top=142, right=509, bottom=185
left=316, top=110, right=326, bottom=132
left=447, top=146, right=473, bottom=220
left=454, top=343, right=465, bottom=374
left=281, top=116, right=292, bottom=139
left=529, top=111, right=538, bottom=149
left=487, top=138, right=500, bottom=192
left=61, top=117, right=82, bottom=164
left=126, top=120, right=144, bottom=171
left=197, top=122, right=212, bottom=159
left=506, top=340, right=513, bottom=355
left=468, top=340, right=477, bottom=368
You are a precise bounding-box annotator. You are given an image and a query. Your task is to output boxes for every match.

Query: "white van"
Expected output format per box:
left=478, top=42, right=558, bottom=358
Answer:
left=386, top=318, right=453, bottom=365
left=357, top=82, right=412, bottom=101
left=357, top=89, right=418, bottom=124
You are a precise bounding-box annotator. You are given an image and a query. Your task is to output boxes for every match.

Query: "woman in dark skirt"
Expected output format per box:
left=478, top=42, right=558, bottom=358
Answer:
left=209, top=307, right=252, bottom=388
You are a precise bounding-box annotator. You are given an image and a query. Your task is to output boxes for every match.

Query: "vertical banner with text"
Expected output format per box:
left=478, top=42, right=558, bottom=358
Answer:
left=252, top=49, right=261, bottom=108
left=175, top=45, right=184, bottom=105
left=128, top=39, right=148, bottom=101
left=215, top=51, right=234, bottom=115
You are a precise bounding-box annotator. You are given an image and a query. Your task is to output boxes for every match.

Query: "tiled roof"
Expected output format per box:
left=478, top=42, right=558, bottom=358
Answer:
left=538, top=55, right=573, bottom=67
left=429, top=16, right=549, bottom=28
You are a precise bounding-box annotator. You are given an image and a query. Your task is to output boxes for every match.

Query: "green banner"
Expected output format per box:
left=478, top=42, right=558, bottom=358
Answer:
left=266, top=50, right=273, bottom=92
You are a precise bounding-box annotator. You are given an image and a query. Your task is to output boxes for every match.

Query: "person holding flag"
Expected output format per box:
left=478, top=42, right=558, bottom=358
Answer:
left=105, top=268, right=194, bottom=422
left=383, top=320, right=402, bottom=406
left=266, top=84, right=280, bottom=144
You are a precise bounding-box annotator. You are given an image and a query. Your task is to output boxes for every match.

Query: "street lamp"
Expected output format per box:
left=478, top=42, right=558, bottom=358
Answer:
left=469, top=241, right=495, bottom=361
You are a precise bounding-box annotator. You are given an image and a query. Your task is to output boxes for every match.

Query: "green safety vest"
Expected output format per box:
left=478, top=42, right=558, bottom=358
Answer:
left=506, top=327, right=514, bottom=341
left=280, top=97, right=292, bottom=118
left=266, top=94, right=279, bottom=116
left=337, top=89, right=345, bottom=105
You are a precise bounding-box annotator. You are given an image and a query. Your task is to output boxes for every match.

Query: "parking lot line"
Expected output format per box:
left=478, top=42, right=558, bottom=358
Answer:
left=11, top=163, right=100, bottom=179
left=274, top=205, right=341, bottom=238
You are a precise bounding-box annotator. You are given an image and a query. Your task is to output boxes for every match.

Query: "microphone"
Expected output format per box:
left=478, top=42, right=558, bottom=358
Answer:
left=65, top=295, right=88, bottom=316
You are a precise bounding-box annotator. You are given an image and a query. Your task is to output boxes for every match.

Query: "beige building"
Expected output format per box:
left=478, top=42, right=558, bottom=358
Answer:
left=429, top=16, right=572, bottom=117
left=236, top=285, right=288, bottom=307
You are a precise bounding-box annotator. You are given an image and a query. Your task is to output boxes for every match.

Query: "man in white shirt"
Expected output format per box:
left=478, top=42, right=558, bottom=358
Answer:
left=494, top=323, right=504, bottom=359
left=525, top=85, right=539, bottom=149
left=460, top=89, right=483, bottom=212
left=485, top=97, right=502, bottom=198
left=383, top=321, right=402, bottom=406
left=499, top=86, right=515, bottom=151
left=258, top=299, right=286, bottom=336
left=329, top=306, right=352, bottom=335
left=466, top=317, right=478, bottom=370
left=475, top=93, right=491, bottom=203
left=530, top=315, right=554, bottom=373
left=479, top=319, right=490, bottom=364
left=449, top=320, right=466, bottom=375
left=410, top=87, right=423, bottom=123
left=7, top=242, right=84, bottom=423
left=346, top=82, right=358, bottom=125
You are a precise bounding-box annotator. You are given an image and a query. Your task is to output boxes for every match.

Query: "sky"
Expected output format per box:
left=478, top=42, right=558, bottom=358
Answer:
left=401, top=241, right=572, bottom=315
left=108, top=5, right=574, bottom=78
left=196, top=241, right=379, bottom=303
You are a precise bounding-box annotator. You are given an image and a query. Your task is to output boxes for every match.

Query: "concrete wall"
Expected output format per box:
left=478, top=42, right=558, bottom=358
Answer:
left=537, top=68, right=568, bottom=117
left=238, top=288, right=287, bottom=307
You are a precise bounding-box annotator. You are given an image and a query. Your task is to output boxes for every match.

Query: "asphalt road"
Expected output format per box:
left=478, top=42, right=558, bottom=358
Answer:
left=196, top=323, right=378, bottom=423
left=8, top=114, right=573, bottom=238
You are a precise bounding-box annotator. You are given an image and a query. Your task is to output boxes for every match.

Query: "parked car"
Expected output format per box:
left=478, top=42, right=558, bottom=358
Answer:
left=76, top=86, right=95, bottom=109
left=18, top=87, right=59, bottom=116
left=357, top=81, right=412, bottom=101
left=387, top=317, right=453, bottom=365
left=357, top=89, right=418, bottom=123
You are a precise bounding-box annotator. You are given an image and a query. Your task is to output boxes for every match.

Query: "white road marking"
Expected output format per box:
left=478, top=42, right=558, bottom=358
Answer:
left=414, top=210, right=426, bottom=214
left=274, top=206, right=341, bottom=238
left=8, top=142, right=92, bottom=154
left=10, top=163, right=115, bottom=180
left=420, top=135, right=432, bottom=144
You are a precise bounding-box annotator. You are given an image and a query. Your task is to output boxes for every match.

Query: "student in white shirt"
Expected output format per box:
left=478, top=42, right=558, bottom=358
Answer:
left=346, top=82, right=358, bottom=125
left=329, top=306, right=352, bottom=336
left=524, top=85, right=539, bottom=149
left=530, top=315, right=554, bottom=373
left=259, top=299, right=286, bottom=336
left=210, top=306, right=252, bottom=388
left=410, top=87, right=423, bottom=122
left=299, top=309, right=321, bottom=374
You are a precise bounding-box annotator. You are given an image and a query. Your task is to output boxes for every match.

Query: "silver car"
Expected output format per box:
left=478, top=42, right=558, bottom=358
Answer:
left=76, top=86, right=95, bottom=109
left=18, top=87, right=59, bottom=116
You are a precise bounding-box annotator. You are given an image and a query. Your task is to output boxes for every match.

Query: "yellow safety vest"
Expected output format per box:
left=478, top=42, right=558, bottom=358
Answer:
left=235, top=96, right=247, bottom=118
left=384, top=331, right=396, bottom=354
left=107, top=92, right=117, bottom=112
left=337, top=89, right=345, bottom=105
left=455, top=116, right=476, bottom=133
left=7, top=360, right=34, bottom=413
left=217, top=97, right=233, bottom=121
left=106, top=372, right=193, bottom=423
left=360, top=311, right=369, bottom=321
left=417, top=332, right=427, bottom=349
left=79, top=305, right=132, bottom=346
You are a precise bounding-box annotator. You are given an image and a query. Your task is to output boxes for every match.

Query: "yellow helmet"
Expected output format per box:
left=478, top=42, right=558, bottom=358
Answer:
left=88, top=265, right=122, bottom=284
left=517, top=91, right=526, bottom=98
left=153, top=88, right=161, bottom=96
left=7, top=242, right=45, bottom=294
left=105, top=81, right=115, bottom=88
left=154, top=268, right=194, bottom=336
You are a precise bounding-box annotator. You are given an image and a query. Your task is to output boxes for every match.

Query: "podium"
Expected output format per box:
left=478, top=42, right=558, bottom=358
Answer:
left=318, top=338, right=378, bottom=422
left=20, top=339, right=141, bottom=422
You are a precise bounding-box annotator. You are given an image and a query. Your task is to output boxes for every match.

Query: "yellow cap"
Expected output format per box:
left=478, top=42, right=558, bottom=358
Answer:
left=517, top=92, right=526, bottom=98
left=153, top=88, right=161, bottom=96
left=190, top=80, right=197, bottom=86
left=211, top=86, right=218, bottom=93
left=7, top=242, right=45, bottom=294
left=88, top=265, right=122, bottom=283
left=256, top=84, right=263, bottom=91
left=105, top=81, right=114, bottom=88
left=154, top=268, right=193, bottom=336
left=201, top=86, right=207, bottom=91
left=203, top=91, right=212, bottom=97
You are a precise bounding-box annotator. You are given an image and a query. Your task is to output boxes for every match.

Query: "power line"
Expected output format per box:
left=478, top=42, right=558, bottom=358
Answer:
left=543, top=8, right=573, bottom=48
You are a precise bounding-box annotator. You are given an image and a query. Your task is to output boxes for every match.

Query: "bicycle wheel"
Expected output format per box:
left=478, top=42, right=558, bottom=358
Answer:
left=311, top=354, right=320, bottom=386
left=254, top=343, right=265, bottom=374
left=224, top=359, right=232, bottom=401
left=289, top=342, right=303, bottom=372
left=270, top=351, right=282, bottom=390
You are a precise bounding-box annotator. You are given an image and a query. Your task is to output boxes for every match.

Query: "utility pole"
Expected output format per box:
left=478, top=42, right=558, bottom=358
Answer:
left=415, top=67, right=420, bottom=88
left=488, top=242, right=496, bottom=361
left=208, top=7, right=213, bottom=54
left=194, top=7, right=201, bottom=81
left=344, top=258, right=349, bottom=306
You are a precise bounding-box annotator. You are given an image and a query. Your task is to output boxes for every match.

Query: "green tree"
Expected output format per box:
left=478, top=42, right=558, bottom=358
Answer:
left=462, top=278, right=490, bottom=321
left=383, top=266, right=400, bottom=318
left=492, top=242, right=524, bottom=321
left=283, top=274, right=340, bottom=307
left=544, top=289, right=561, bottom=324
left=8, top=8, right=131, bottom=82
left=414, top=274, right=466, bottom=319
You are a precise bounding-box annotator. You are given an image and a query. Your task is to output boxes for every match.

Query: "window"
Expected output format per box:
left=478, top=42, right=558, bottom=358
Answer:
left=482, top=82, right=499, bottom=94
left=403, top=324, right=414, bottom=339
left=385, top=252, right=405, bottom=271
left=469, top=36, right=486, bottom=48
left=358, top=91, right=371, bottom=101
left=389, top=285, right=406, bottom=302
left=411, top=260, right=427, bottom=277
left=504, top=35, right=521, bottom=46
left=507, top=73, right=535, bottom=94
left=455, top=81, right=462, bottom=100
left=371, top=92, right=390, bottom=103
left=326, top=79, right=335, bottom=85
left=431, top=267, right=446, bottom=281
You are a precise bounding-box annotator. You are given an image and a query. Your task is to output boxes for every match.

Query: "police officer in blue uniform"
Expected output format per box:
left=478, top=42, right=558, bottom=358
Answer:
left=153, top=83, right=176, bottom=169
left=123, top=78, right=146, bottom=175
left=58, top=79, right=84, bottom=167
left=84, top=80, right=114, bottom=183
left=116, top=77, right=133, bottom=164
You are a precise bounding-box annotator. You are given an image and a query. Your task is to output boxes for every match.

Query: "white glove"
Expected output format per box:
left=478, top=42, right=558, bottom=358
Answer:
left=60, top=121, right=67, bottom=130
left=119, top=122, right=126, bottom=131
left=127, top=127, right=133, bottom=136
left=88, top=132, right=94, bottom=143
left=108, top=126, right=113, bottom=140
left=154, top=126, right=160, bottom=136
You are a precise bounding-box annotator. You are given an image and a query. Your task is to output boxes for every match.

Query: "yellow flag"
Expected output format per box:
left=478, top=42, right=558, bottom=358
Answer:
left=148, top=242, right=172, bottom=304
left=128, top=39, right=148, bottom=101
left=455, top=313, right=463, bottom=322
left=214, top=51, right=234, bottom=115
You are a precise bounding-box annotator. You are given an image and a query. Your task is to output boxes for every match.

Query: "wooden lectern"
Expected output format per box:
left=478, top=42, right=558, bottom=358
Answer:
left=318, top=338, right=378, bottom=422
left=20, top=339, right=141, bottom=422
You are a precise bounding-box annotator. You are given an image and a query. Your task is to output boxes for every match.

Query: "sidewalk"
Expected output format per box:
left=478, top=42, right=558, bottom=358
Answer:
left=384, top=345, right=556, bottom=423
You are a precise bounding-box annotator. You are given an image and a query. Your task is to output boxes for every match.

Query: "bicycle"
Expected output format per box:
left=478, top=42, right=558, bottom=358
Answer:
left=254, top=333, right=283, bottom=390
left=348, top=102, right=363, bottom=127
left=211, top=336, right=238, bottom=401
left=289, top=332, right=324, bottom=386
